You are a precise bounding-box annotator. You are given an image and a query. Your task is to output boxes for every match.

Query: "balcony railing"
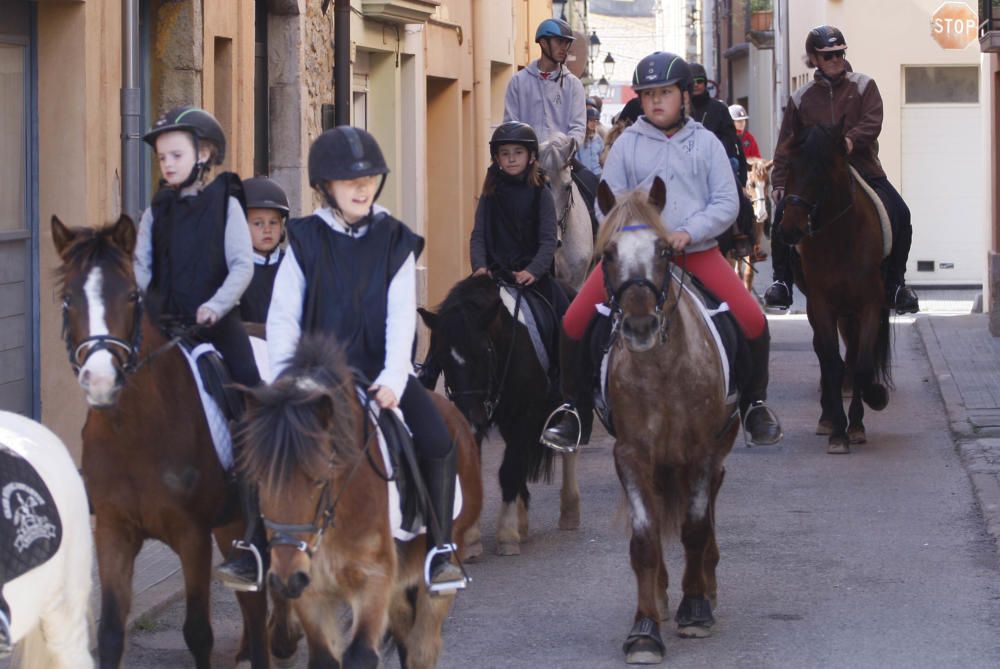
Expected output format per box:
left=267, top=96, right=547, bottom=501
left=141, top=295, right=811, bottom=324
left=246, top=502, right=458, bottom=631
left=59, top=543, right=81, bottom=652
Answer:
left=980, top=0, right=1000, bottom=52
left=361, top=0, right=440, bottom=25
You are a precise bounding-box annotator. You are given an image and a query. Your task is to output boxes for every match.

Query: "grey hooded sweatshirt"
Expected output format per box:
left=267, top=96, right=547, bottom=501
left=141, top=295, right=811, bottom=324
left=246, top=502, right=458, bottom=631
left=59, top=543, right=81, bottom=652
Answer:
left=601, top=116, right=738, bottom=253
left=503, top=59, right=587, bottom=147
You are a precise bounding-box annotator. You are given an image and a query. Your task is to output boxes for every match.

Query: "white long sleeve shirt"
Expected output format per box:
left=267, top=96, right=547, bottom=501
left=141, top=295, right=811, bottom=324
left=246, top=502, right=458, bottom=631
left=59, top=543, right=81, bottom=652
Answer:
left=266, top=206, right=416, bottom=400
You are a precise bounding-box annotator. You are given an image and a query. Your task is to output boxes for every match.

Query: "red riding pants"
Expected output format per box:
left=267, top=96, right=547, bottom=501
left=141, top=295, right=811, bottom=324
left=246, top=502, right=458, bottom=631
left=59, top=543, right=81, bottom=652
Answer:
left=563, top=247, right=766, bottom=341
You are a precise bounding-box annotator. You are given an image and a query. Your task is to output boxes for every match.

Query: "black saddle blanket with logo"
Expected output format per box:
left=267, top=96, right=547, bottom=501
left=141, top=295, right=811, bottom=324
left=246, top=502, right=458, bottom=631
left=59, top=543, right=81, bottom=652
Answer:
left=0, top=445, right=62, bottom=587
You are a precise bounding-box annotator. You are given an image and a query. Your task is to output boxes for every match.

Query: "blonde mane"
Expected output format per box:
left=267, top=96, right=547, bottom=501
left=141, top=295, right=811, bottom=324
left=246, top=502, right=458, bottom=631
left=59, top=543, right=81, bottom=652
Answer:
left=594, top=188, right=670, bottom=262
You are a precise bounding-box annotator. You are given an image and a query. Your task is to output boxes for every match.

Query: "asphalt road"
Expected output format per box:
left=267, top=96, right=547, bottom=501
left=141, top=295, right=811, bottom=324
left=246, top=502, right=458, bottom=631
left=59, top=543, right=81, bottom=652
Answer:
left=120, top=312, right=1000, bottom=669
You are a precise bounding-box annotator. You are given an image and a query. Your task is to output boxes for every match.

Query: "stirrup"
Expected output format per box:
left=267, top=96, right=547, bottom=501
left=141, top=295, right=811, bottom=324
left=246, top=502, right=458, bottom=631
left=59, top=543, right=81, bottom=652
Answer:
left=742, top=401, right=783, bottom=447
left=424, top=543, right=470, bottom=596
left=0, top=608, right=10, bottom=658
left=219, top=540, right=264, bottom=593
left=539, top=403, right=582, bottom=453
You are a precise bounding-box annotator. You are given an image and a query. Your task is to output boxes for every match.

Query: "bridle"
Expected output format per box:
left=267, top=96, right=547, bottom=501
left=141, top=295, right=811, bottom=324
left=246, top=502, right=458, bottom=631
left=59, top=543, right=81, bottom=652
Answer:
left=62, top=290, right=145, bottom=375
left=554, top=179, right=574, bottom=235
left=782, top=176, right=855, bottom=240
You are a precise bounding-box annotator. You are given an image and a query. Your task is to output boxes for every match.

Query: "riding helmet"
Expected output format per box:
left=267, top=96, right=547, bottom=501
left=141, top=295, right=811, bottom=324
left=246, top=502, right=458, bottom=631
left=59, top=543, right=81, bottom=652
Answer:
left=307, top=126, right=389, bottom=188
left=729, top=104, right=749, bottom=121
left=243, top=177, right=290, bottom=217
left=489, top=122, right=539, bottom=157
left=586, top=95, right=604, bottom=112
left=632, top=52, right=692, bottom=92
left=143, top=106, right=227, bottom=164
left=806, top=25, right=847, bottom=54
left=687, top=62, right=708, bottom=82
left=535, top=18, right=575, bottom=43
left=586, top=107, right=600, bottom=121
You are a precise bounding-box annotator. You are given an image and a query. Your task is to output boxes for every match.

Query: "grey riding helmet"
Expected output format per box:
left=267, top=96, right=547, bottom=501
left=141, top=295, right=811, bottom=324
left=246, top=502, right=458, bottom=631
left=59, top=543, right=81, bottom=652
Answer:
left=632, top=52, right=692, bottom=92
left=243, top=177, right=290, bottom=218
left=489, top=122, right=539, bottom=158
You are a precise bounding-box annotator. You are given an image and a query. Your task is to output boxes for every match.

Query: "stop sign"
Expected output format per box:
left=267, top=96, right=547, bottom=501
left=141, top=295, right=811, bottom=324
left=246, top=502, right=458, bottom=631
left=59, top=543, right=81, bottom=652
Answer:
left=931, top=2, right=978, bottom=49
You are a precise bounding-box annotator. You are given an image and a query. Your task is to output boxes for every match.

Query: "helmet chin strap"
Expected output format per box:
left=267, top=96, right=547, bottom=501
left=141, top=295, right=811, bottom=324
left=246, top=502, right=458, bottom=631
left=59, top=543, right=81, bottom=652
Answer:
left=170, top=136, right=209, bottom=190
left=321, top=174, right=387, bottom=235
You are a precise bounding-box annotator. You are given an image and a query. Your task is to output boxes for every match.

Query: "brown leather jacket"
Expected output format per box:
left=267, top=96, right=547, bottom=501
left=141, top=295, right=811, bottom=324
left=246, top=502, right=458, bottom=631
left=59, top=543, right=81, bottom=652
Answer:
left=772, top=69, right=885, bottom=190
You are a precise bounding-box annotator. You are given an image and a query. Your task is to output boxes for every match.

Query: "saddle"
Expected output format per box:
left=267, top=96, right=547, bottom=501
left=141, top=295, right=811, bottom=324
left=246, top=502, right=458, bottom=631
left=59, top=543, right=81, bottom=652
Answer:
left=499, top=283, right=561, bottom=390
left=589, top=266, right=747, bottom=437
left=0, top=443, right=63, bottom=635
left=848, top=165, right=892, bottom=259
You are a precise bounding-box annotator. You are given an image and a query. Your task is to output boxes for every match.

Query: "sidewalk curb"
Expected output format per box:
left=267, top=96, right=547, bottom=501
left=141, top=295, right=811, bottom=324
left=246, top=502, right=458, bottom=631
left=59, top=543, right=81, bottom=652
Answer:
left=127, top=567, right=185, bottom=630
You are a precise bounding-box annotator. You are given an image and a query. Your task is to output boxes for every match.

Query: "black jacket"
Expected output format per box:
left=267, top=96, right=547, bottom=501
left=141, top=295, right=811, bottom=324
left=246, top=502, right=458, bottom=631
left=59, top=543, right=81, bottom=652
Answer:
left=690, top=94, right=748, bottom=186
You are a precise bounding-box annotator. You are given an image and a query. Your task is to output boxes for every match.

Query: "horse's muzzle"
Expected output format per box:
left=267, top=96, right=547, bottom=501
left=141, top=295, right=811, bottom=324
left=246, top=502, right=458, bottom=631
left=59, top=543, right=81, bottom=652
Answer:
left=622, top=314, right=660, bottom=352
left=79, top=365, right=124, bottom=408
left=268, top=569, right=310, bottom=600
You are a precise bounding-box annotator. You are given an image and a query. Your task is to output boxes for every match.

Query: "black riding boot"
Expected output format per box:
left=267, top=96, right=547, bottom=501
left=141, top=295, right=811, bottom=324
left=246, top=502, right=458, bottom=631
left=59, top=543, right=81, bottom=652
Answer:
left=419, top=445, right=468, bottom=596
left=216, top=478, right=268, bottom=592
left=742, top=326, right=783, bottom=446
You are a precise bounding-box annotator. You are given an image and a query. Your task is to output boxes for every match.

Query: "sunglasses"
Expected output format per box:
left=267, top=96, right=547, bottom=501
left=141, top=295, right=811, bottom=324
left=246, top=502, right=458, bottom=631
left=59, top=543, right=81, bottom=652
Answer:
left=692, top=77, right=707, bottom=84
left=820, top=51, right=846, bottom=61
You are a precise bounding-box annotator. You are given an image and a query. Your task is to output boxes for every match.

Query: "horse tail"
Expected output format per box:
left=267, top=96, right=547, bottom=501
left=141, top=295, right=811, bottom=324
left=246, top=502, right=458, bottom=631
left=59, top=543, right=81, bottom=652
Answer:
left=526, top=440, right=556, bottom=484
left=873, top=306, right=893, bottom=390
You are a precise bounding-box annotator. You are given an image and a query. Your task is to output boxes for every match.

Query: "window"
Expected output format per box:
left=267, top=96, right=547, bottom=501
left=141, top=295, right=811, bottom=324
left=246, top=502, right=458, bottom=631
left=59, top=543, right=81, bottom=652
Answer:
left=904, top=66, right=979, bottom=104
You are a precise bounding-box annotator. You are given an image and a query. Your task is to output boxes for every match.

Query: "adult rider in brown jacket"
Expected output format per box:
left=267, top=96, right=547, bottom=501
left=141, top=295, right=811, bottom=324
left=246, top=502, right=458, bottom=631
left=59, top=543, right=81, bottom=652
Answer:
left=764, top=25, right=919, bottom=314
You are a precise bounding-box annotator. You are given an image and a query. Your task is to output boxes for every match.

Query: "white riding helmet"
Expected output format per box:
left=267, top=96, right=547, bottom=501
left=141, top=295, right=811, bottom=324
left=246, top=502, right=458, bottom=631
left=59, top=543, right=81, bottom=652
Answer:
left=729, top=104, right=749, bottom=121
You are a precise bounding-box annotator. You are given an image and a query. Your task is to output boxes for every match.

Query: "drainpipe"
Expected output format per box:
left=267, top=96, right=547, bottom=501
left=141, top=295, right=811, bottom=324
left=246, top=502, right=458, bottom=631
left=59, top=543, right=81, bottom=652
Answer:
left=334, top=0, right=351, bottom=125
left=121, top=0, right=142, bottom=222
left=471, top=0, right=490, bottom=178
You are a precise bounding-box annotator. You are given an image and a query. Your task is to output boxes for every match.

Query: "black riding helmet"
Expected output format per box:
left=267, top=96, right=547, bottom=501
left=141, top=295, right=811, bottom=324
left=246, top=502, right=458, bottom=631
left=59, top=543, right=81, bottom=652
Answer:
left=243, top=177, right=290, bottom=217
left=308, top=126, right=389, bottom=215
left=489, top=122, right=539, bottom=158
left=144, top=106, right=226, bottom=188
left=632, top=52, right=692, bottom=92
left=806, top=25, right=847, bottom=54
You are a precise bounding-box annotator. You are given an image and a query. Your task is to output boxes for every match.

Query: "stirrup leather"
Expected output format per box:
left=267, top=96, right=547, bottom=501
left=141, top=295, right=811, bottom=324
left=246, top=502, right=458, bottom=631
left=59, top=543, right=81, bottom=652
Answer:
left=539, top=403, right=582, bottom=453
left=222, top=540, right=264, bottom=593
left=424, top=543, right=470, bottom=595
left=0, top=608, right=10, bottom=658
left=742, top=401, right=783, bottom=447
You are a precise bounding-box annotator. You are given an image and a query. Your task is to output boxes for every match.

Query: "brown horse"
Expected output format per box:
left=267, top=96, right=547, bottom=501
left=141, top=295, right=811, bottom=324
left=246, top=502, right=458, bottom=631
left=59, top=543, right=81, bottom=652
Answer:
left=595, top=178, right=739, bottom=664
left=52, top=215, right=270, bottom=668
left=238, top=335, right=482, bottom=669
left=778, top=121, right=892, bottom=453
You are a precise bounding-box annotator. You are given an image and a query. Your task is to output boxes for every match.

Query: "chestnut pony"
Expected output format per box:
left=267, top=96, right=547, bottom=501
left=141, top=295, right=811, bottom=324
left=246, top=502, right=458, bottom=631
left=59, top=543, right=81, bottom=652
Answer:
left=52, top=215, right=269, bottom=668
left=237, top=335, right=482, bottom=669
left=595, top=178, right=739, bottom=665
left=778, top=121, right=892, bottom=453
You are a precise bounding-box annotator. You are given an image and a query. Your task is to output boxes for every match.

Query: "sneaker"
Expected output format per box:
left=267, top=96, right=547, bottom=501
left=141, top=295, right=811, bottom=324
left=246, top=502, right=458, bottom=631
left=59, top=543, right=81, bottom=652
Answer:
left=888, top=284, right=919, bottom=315
left=216, top=541, right=264, bottom=592
left=425, top=546, right=469, bottom=596
left=744, top=401, right=783, bottom=446
left=540, top=404, right=581, bottom=453
left=763, top=281, right=793, bottom=311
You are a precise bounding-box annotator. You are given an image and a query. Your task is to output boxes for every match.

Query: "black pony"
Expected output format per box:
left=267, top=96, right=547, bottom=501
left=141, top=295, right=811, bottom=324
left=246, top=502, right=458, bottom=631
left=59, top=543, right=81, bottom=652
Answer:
left=419, top=274, right=580, bottom=556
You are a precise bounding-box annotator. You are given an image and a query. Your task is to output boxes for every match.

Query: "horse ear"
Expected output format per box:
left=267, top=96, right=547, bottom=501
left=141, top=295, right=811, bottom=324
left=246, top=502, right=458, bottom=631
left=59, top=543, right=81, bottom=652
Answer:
left=51, top=216, right=76, bottom=258
left=417, top=307, right=438, bottom=331
left=597, top=181, right=617, bottom=216
left=110, top=215, right=137, bottom=256
left=763, top=159, right=774, bottom=172
left=648, top=177, right=667, bottom=213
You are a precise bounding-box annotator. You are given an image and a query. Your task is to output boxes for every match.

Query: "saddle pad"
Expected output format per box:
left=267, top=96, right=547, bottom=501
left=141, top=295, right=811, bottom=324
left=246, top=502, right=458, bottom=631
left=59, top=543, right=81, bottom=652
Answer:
left=849, top=165, right=892, bottom=259
left=0, top=444, right=61, bottom=585
left=179, top=343, right=234, bottom=470
left=500, top=286, right=550, bottom=375
left=354, top=389, right=463, bottom=543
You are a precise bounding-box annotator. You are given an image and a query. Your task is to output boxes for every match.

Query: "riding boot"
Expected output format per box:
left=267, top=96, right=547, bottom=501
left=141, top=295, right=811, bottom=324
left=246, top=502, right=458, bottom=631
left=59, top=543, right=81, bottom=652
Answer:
left=419, top=445, right=468, bottom=596
left=216, top=477, right=268, bottom=592
left=741, top=327, right=783, bottom=446
left=765, top=225, right=794, bottom=310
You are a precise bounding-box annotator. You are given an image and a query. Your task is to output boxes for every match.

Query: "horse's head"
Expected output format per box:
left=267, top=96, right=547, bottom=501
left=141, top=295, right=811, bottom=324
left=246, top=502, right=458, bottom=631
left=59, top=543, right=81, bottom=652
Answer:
left=780, top=120, right=851, bottom=244
left=595, top=177, right=673, bottom=353
left=237, top=335, right=361, bottom=599
left=746, top=158, right=773, bottom=225
left=538, top=132, right=577, bottom=193
left=419, top=275, right=504, bottom=431
left=53, top=215, right=141, bottom=407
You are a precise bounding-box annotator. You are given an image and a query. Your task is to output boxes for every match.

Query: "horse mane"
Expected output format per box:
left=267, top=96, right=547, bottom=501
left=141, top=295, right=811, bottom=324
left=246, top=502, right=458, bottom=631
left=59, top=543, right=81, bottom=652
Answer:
left=539, top=132, right=574, bottom=175
left=790, top=124, right=843, bottom=190
left=54, top=223, right=133, bottom=292
left=433, top=274, right=500, bottom=338
left=594, top=189, right=669, bottom=261
left=237, top=334, right=360, bottom=500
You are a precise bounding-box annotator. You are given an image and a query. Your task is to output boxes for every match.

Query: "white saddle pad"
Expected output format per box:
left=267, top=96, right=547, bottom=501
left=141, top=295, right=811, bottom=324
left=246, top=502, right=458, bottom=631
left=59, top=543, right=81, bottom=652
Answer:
left=500, top=286, right=550, bottom=374
left=849, top=165, right=892, bottom=259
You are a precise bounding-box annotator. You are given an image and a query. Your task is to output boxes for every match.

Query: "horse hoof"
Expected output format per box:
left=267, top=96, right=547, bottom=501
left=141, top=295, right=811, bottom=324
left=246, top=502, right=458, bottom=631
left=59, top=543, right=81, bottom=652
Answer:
left=625, top=641, right=664, bottom=665
left=848, top=427, right=867, bottom=444
left=558, top=512, right=580, bottom=531
left=463, top=541, right=484, bottom=562
left=272, top=651, right=299, bottom=669
left=674, top=595, right=714, bottom=638
left=497, top=541, right=520, bottom=556
left=816, top=419, right=834, bottom=436
left=864, top=384, right=889, bottom=411
left=677, top=624, right=713, bottom=639
left=827, top=438, right=850, bottom=455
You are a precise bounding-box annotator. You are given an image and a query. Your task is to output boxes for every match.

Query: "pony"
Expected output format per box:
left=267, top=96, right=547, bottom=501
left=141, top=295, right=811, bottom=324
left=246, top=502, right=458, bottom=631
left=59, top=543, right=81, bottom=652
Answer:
left=52, top=215, right=270, bottom=668
left=778, top=121, right=892, bottom=453
left=595, top=178, right=739, bottom=665
left=0, top=411, right=93, bottom=669
left=728, top=158, right=774, bottom=293
left=238, top=335, right=483, bottom=668
left=418, top=275, right=580, bottom=556
left=538, top=132, right=594, bottom=290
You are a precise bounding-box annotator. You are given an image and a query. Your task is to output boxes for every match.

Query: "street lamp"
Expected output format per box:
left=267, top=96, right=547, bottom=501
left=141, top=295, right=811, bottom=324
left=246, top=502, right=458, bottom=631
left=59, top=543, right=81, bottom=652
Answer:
left=603, top=53, right=616, bottom=79
left=597, top=76, right=610, bottom=98
left=588, top=31, right=601, bottom=64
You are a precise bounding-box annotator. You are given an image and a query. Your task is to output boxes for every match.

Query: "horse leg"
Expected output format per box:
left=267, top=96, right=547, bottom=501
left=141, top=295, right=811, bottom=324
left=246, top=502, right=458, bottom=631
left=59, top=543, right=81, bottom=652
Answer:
left=175, top=529, right=215, bottom=669
left=614, top=447, right=666, bottom=664
left=344, top=575, right=391, bottom=669
left=495, top=447, right=525, bottom=555
left=559, top=451, right=581, bottom=530
left=294, top=594, right=339, bottom=669
left=212, top=523, right=270, bottom=668
left=269, top=590, right=302, bottom=667
left=462, top=519, right=483, bottom=562
left=398, top=583, right=452, bottom=669
left=703, top=466, right=726, bottom=609
left=516, top=494, right=530, bottom=540
left=94, top=520, right=142, bottom=669
left=809, top=303, right=849, bottom=452
left=675, top=465, right=717, bottom=639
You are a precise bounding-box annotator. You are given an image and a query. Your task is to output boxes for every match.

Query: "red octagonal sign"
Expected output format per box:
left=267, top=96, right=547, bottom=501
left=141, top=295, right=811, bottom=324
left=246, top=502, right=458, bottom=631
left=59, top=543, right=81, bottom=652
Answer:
left=931, top=1, right=978, bottom=50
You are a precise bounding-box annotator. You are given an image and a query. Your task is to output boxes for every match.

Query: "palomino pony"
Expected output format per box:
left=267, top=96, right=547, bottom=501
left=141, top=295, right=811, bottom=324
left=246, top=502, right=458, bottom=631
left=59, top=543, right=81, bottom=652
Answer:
left=238, top=335, right=482, bottom=669
left=0, top=411, right=92, bottom=669
left=596, top=178, right=739, bottom=664
left=778, top=121, right=892, bottom=453
left=419, top=275, right=580, bottom=556
left=539, top=132, right=594, bottom=290
left=52, top=216, right=269, bottom=668
left=729, top=158, right=774, bottom=292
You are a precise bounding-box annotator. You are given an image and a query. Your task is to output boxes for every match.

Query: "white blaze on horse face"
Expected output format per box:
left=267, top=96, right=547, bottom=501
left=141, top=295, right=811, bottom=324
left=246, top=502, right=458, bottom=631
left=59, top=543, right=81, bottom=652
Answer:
left=625, top=479, right=650, bottom=531
left=615, top=228, right=658, bottom=290
left=80, top=267, right=119, bottom=405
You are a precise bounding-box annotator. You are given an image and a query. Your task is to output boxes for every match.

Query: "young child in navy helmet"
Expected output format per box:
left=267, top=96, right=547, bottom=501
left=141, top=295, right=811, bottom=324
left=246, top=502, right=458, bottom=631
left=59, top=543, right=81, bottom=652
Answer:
left=239, top=176, right=290, bottom=326
left=135, top=105, right=266, bottom=590
left=266, top=126, right=469, bottom=595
